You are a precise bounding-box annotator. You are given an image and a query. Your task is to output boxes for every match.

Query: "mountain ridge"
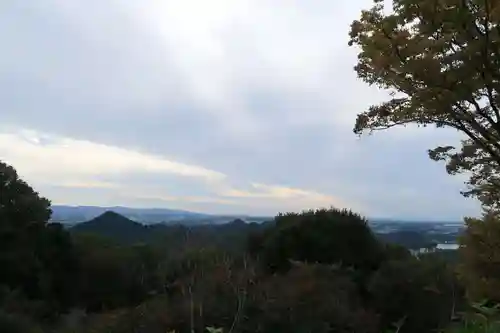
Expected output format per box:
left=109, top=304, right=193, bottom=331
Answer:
left=69, top=210, right=270, bottom=247
left=51, top=205, right=272, bottom=225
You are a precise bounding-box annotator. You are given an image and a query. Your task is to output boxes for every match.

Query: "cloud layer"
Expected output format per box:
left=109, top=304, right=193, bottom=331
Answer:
left=0, top=0, right=482, bottom=219
left=1, top=129, right=348, bottom=215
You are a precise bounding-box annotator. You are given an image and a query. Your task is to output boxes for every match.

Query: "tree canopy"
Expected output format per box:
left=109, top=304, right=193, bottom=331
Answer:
left=349, top=0, right=500, bottom=209
left=0, top=160, right=478, bottom=332
left=0, top=161, right=51, bottom=228
left=253, top=208, right=385, bottom=273
left=0, top=161, right=78, bottom=320
left=0, top=161, right=52, bottom=297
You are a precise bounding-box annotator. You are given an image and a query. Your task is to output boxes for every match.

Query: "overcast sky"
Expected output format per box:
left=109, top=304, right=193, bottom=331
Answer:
left=0, top=0, right=482, bottom=219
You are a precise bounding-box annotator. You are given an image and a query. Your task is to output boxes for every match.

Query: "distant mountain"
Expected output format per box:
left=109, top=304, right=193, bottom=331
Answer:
left=70, top=210, right=272, bottom=250
left=51, top=205, right=271, bottom=225
left=69, top=210, right=462, bottom=252
left=51, top=205, right=211, bottom=224
left=70, top=211, right=153, bottom=243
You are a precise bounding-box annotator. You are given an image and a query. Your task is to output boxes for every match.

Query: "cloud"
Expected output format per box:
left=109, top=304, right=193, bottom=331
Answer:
left=56, top=181, right=119, bottom=189
left=221, top=182, right=345, bottom=205
left=0, top=128, right=349, bottom=215
left=218, top=182, right=353, bottom=214
left=0, top=129, right=225, bottom=183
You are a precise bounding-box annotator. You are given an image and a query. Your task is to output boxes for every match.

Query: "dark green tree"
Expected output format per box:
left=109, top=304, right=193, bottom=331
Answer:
left=0, top=161, right=51, bottom=295
left=255, top=208, right=385, bottom=273
left=0, top=161, right=78, bottom=320
left=34, top=223, right=80, bottom=310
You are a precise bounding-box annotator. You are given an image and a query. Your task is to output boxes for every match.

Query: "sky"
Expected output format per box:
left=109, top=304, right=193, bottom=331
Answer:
left=0, top=0, right=482, bottom=220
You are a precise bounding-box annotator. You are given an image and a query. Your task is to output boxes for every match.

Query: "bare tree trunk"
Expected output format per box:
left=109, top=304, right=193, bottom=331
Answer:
left=189, top=285, right=194, bottom=333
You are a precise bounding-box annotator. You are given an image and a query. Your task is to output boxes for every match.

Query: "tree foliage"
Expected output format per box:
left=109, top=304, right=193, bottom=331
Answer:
left=0, top=161, right=51, bottom=227
left=458, top=212, right=500, bottom=303
left=349, top=0, right=500, bottom=209
left=0, top=161, right=78, bottom=319
left=246, top=263, right=379, bottom=333
left=254, top=208, right=385, bottom=273
left=370, top=256, right=464, bottom=333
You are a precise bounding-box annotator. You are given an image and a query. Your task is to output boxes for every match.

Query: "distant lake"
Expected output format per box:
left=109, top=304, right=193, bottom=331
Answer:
left=412, top=243, right=459, bottom=255
left=436, top=243, right=459, bottom=250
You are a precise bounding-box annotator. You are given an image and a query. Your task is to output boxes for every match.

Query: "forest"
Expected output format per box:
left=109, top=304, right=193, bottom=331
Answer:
left=1, top=159, right=499, bottom=333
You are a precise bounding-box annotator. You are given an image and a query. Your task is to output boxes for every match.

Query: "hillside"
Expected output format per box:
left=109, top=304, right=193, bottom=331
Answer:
left=70, top=211, right=460, bottom=252
left=70, top=211, right=271, bottom=251
left=70, top=211, right=153, bottom=243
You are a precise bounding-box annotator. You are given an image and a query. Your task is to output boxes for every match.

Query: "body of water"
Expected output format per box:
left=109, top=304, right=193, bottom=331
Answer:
left=436, top=243, right=459, bottom=250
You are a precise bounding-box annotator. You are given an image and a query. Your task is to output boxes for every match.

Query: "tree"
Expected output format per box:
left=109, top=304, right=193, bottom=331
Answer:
left=369, top=256, right=464, bottom=333
left=458, top=211, right=500, bottom=303
left=246, top=263, right=379, bottom=333
left=0, top=161, right=51, bottom=228
left=0, top=161, right=78, bottom=319
left=255, top=208, right=385, bottom=273
left=34, top=223, right=80, bottom=311
left=73, top=234, right=150, bottom=311
left=349, top=0, right=500, bottom=209
left=0, top=161, right=51, bottom=298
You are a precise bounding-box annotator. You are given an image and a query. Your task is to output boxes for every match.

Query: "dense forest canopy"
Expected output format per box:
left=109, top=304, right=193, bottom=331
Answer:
left=1, top=159, right=498, bottom=332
